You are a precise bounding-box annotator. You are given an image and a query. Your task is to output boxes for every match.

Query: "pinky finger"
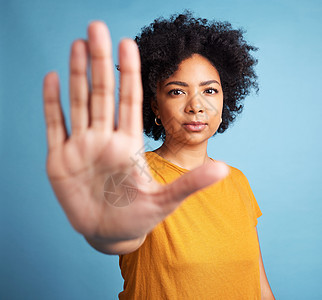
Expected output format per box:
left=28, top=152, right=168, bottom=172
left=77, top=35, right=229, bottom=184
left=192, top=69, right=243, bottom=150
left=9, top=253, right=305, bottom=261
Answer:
left=43, top=72, right=68, bottom=150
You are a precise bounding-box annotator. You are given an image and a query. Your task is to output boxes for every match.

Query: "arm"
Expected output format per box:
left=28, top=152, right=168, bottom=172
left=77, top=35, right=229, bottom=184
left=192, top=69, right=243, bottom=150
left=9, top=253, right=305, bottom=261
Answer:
left=43, top=21, right=229, bottom=258
left=256, top=228, right=275, bottom=300
left=84, top=234, right=147, bottom=255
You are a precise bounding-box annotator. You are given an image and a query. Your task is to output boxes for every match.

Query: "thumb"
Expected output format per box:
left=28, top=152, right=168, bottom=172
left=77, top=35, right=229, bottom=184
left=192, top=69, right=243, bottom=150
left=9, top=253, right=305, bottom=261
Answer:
left=160, top=161, right=230, bottom=208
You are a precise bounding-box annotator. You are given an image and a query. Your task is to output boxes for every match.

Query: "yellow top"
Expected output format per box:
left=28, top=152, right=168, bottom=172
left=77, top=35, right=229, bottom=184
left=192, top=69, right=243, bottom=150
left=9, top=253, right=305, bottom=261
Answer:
left=118, top=151, right=262, bottom=299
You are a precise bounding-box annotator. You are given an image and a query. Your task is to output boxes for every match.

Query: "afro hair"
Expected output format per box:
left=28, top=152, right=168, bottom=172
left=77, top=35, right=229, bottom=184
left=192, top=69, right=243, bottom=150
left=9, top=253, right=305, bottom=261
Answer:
left=134, top=10, right=258, bottom=141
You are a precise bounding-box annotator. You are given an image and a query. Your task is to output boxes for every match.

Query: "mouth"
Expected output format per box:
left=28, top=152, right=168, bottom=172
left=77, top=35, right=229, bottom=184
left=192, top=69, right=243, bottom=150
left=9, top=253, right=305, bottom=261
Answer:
left=182, top=121, right=208, bottom=132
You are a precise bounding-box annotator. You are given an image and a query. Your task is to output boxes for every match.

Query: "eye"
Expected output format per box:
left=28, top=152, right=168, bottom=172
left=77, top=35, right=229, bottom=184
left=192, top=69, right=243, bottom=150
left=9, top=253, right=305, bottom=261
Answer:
left=204, top=88, right=219, bottom=95
left=168, top=89, right=185, bottom=96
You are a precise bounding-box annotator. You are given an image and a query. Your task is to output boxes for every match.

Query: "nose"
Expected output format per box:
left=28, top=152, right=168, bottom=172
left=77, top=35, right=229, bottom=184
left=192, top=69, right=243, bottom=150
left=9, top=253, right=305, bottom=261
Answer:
left=184, top=93, right=205, bottom=114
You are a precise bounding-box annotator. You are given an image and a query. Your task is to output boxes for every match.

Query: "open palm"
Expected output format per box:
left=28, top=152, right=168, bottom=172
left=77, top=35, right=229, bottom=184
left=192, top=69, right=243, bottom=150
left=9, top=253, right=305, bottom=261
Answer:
left=43, top=22, right=229, bottom=252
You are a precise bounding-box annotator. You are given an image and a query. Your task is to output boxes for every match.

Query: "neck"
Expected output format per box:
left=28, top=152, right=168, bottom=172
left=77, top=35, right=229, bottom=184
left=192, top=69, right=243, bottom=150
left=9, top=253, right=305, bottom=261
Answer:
left=153, top=138, right=210, bottom=170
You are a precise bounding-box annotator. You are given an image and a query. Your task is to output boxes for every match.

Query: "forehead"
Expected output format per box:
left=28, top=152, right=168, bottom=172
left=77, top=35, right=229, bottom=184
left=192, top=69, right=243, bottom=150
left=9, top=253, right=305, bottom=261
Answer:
left=164, top=54, right=220, bottom=83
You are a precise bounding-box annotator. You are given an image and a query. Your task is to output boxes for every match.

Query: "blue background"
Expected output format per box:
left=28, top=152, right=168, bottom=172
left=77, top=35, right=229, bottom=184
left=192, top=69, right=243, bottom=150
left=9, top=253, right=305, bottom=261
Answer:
left=1, top=0, right=321, bottom=299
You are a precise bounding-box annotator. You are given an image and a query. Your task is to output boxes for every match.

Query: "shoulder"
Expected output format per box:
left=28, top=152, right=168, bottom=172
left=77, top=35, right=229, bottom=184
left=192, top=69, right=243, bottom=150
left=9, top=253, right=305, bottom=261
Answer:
left=144, top=151, right=167, bottom=170
left=218, top=163, right=252, bottom=188
left=144, top=151, right=156, bottom=161
left=224, top=163, right=247, bottom=180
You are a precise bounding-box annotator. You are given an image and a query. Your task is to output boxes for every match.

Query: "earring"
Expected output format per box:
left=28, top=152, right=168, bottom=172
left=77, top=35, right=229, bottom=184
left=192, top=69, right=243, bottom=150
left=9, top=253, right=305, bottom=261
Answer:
left=220, top=117, right=222, bottom=123
left=155, top=117, right=162, bottom=126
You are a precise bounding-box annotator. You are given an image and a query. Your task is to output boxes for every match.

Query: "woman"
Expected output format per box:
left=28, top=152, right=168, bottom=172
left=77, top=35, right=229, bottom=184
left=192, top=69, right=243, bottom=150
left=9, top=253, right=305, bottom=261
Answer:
left=43, top=11, right=275, bottom=299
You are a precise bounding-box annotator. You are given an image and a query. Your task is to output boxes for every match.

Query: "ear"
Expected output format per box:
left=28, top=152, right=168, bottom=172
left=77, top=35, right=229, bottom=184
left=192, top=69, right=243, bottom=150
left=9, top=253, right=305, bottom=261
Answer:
left=150, top=98, right=159, bottom=117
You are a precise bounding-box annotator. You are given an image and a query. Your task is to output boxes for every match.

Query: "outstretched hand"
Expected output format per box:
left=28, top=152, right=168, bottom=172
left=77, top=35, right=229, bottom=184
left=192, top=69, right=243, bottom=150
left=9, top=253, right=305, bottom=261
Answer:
left=43, top=21, right=229, bottom=251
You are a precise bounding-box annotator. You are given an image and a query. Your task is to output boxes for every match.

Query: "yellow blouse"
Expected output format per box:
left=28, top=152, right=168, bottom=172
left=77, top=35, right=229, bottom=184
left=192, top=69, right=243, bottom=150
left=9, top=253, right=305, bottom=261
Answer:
left=118, top=151, right=262, bottom=299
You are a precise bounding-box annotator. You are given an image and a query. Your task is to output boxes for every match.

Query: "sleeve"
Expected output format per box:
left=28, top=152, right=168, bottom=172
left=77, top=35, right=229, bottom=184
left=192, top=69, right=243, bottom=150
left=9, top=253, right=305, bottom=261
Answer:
left=243, top=173, right=262, bottom=226
left=233, top=167, right=262, bottom=227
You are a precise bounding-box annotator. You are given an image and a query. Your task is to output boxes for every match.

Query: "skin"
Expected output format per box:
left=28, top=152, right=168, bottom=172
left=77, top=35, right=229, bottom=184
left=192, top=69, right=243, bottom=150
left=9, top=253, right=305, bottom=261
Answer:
left=257, top=229, right=276, bottom=299
left=153, top=54, right=275, bottom=299
left=152, top=54, right=223, bottom=170
left=42, top=21, right=229, bottom=254
left=42, top=21, right=274, bottom=299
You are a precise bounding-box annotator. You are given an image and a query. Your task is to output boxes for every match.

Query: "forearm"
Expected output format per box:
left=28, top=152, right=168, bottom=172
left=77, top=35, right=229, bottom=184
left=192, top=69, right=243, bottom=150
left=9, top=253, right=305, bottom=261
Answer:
left=261, top=282, right=275, bottom=300
left=84, top=234, right=147, bottom=255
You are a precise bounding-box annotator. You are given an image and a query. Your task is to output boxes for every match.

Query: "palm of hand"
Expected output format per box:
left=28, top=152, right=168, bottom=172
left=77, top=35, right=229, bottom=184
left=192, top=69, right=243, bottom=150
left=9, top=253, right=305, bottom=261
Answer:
left=43, top=21, right=228, bottom=245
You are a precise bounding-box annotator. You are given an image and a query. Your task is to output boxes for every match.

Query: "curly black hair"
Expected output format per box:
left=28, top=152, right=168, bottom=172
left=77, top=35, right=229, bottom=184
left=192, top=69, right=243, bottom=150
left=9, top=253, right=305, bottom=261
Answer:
left=134, top=10, right=258, bottom=141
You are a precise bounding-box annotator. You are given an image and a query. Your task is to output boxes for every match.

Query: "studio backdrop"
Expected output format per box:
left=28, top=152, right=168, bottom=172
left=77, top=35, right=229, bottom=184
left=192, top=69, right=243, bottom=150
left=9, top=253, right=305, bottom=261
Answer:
left=1, top=0, right=321, bottom=299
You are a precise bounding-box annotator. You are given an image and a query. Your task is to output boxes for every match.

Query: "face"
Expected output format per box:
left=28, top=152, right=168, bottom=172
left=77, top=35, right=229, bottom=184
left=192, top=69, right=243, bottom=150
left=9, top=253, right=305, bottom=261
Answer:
left=152, top=54, right=223, bottom=147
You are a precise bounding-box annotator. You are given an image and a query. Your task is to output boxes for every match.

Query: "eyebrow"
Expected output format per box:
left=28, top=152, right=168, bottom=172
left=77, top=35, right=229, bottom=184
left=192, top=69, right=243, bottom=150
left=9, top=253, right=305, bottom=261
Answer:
left=164, top=80, right=221, bottom=87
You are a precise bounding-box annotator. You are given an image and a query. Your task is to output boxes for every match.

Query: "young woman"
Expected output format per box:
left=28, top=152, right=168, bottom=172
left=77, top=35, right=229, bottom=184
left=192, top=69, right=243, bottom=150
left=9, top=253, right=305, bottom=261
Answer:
left=43, top=11, right=275, bottom=299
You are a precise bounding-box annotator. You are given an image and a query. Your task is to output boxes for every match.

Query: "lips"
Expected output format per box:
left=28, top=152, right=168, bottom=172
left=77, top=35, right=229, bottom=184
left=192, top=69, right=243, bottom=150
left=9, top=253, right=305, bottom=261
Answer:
left=183, top=121, right=207, bottom=132
left=183, top=121, right=207, bottom=125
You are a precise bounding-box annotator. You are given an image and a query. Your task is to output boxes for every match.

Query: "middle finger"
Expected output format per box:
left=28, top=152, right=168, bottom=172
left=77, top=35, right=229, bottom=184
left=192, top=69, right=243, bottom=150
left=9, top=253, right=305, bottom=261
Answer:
left=87, top=21, right=115, bottom=131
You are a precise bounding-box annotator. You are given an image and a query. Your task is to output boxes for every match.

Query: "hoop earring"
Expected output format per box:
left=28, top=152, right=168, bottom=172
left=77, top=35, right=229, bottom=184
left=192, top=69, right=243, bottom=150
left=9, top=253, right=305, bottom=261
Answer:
left=155, top=117, right=162, bottom=126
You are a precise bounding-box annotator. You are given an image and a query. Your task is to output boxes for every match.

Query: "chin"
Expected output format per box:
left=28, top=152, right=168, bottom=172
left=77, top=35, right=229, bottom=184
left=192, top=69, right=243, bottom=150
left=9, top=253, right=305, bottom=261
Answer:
left=180, top=132, right=212, bottom=145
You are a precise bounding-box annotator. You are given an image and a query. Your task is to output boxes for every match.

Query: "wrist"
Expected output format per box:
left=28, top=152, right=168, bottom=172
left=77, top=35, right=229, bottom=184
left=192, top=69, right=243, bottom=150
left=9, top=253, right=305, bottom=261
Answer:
left=84, top=234, right=147, bottom=255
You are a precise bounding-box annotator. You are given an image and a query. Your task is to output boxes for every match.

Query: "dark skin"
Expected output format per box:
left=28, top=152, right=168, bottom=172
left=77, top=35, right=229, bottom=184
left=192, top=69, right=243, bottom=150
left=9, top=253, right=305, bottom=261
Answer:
left=42, top=21, right=229, bottom=254
left=151, top=53, right=274, bottom=300
left=151, top=53, right=223, bottom=170
left=42, top=21, right=274, bottom=299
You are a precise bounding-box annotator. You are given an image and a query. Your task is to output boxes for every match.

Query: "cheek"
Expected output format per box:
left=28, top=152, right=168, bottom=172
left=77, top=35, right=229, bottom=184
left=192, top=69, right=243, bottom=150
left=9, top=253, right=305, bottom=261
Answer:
left=205, top=98, right=223, bottom=118
left=159, top=106, right=184, bottom=135
left=160, top=102, right=182, bottom=120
